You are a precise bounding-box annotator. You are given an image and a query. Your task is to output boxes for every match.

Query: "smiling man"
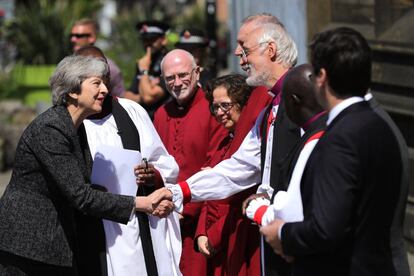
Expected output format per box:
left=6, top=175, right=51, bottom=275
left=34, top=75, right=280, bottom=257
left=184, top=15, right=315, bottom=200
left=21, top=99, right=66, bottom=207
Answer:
left=153, top=49, right=228, bottom=276
left=161, top=13, right=303, bottom=276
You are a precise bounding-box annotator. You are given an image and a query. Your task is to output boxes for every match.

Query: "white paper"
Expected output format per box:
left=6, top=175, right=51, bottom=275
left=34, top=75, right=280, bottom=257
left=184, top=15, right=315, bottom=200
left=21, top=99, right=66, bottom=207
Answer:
left=90, top=144, right=141, bottom=196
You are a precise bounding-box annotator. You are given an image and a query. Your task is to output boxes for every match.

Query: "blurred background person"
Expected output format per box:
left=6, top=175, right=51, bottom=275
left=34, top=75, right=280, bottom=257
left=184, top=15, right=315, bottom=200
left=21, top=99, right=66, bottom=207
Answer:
left=175, top=28, right=216, bottom=88
left=0, top=55, right=163, bottom=275
left=70, top=18, right=125, bottom=98
left=196, top=74, right=272, bottom=275
left=124, top=20, right=170, bottom=120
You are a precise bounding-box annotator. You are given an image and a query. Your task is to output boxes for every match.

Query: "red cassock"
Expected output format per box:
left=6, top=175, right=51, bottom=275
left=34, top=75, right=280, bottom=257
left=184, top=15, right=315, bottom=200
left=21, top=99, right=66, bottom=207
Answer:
left=194, top=86, right=272, bottom=276
left=154, top=87, right=228, bottom=276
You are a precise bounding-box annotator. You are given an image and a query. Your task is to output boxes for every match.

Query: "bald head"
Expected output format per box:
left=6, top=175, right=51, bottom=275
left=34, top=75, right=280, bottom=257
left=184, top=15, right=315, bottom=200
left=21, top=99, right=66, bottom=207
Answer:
left=282, top=64, right=323, bottom=126
left=161, top=49, right=196, bottom=73
left=161, top=49, right=200, bottom=106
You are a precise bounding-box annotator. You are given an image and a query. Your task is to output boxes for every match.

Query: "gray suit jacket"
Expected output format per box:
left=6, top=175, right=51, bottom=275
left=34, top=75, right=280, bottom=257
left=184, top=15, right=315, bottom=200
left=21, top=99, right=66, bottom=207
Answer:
left=0, top=105, right=134, bottom=267
left=369, top=96, right=410, bottom=276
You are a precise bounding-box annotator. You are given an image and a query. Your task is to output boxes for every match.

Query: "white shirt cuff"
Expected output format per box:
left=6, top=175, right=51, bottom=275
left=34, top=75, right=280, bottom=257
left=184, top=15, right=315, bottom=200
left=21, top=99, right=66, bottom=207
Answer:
left=166, top=183, right=184, bottom=213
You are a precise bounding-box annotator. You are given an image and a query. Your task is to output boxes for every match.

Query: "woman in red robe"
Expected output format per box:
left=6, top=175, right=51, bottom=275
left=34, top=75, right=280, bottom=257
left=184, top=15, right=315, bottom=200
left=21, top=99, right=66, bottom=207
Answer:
left=196, top=74, right=272, bottom=275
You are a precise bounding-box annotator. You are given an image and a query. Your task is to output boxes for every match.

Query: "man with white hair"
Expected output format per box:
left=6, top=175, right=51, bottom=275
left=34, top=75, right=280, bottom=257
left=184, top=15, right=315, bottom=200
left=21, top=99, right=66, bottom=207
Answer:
left=163, top=13, right=301, bottom=276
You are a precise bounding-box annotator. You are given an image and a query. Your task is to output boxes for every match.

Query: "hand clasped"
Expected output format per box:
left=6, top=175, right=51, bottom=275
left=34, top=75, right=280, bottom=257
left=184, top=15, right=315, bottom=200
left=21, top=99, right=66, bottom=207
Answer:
left=148, top=188, right=174, bottom=217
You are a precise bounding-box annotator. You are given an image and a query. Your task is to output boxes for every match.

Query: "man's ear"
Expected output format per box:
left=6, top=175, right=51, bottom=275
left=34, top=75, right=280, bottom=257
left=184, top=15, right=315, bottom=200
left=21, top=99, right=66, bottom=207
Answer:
left=88, top=34, right=97, bottom=45
left=267, top=41, right=277, bottom=61
left=194, top=66, right=201, bottom=81
left=291, top=93, right=301, bottom=104
left=315, top=68, right=327, bottom=88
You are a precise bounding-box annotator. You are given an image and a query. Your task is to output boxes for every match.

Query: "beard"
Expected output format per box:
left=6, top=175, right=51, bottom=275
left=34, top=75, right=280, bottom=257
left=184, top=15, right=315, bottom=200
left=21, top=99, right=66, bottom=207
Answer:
left=246, top=65, right=271, bottom=87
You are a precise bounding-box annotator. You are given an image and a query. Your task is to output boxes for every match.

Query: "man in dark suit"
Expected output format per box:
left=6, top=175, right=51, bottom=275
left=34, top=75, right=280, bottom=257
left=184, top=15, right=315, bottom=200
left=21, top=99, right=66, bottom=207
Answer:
left=366, top=92, right=410, bottom=276
left=261, top=27, right=404, bottom=276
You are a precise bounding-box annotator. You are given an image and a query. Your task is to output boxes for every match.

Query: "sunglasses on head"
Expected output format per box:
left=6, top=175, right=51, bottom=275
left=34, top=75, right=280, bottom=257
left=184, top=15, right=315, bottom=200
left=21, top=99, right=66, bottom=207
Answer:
left=70, top=33, right=91, bottom=38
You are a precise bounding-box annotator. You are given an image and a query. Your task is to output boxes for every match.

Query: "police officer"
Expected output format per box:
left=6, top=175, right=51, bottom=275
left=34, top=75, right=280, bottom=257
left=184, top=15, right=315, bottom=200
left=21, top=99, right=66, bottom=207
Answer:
left=175, top=28, right=216, bottom=88
left=124, top=20, right=170, bottom=119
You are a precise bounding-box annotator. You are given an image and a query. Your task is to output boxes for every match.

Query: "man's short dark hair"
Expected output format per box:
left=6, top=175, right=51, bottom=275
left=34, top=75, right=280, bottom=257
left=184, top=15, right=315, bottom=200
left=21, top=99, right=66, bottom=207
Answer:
left=73, top=18, right=99, bottom=33
left=310, top=27, right=371, bottom=98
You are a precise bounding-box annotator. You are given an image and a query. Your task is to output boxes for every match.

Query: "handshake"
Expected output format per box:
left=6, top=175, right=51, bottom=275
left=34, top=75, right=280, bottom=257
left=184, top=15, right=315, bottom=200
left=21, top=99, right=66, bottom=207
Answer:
left=134, top=187, right=175, bottom=218
left=133, top=161, right=176, bottom=218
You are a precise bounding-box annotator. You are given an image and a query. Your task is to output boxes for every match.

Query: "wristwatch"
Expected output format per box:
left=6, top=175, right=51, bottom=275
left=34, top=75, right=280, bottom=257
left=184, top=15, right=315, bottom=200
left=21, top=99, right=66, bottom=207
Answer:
left=138, top=69, right=149, bottom=76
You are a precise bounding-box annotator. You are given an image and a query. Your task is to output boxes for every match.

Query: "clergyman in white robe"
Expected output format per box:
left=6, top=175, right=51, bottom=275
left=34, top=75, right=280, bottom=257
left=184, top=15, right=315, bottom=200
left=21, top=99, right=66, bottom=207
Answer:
left=84, top=98, right=181, bottom=276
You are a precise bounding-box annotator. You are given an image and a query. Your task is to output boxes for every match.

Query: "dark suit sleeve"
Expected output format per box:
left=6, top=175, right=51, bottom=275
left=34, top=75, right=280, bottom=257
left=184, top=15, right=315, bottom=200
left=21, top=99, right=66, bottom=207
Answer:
left=281, top=131, right=360, bottom=256
left=27, top=123, right=135, bottom=224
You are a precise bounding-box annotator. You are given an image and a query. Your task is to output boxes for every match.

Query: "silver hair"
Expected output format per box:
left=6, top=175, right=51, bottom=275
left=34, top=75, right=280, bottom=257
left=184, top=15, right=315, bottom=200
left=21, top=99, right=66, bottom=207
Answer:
left=49, top=55, right=109, bottom=105
left=242, top=13, right=298, bottom=67
left=160, top=49, right=197, bottom=74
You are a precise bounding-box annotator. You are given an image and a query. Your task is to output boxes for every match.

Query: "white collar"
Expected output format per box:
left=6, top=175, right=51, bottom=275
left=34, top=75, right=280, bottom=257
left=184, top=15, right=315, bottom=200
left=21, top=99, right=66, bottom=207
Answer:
left=364, top=92, right=373, bottom=101
left=327, top=96, right=364, bottom=125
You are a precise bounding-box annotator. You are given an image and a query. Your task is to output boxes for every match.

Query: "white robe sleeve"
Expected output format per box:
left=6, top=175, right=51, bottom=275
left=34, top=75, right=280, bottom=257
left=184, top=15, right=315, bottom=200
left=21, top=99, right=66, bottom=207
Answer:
left=261, top=138, right=320, bottom=226
left=119, top=99, right=179, bottom=184
left=181, top=110, right=266, bottom=202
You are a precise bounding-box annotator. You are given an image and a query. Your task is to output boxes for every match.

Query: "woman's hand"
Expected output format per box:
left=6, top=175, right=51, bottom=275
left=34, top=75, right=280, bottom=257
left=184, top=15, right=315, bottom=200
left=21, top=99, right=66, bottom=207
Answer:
left=135, top=188, right=173, bottom=214
left=197, top=235, right=215, bottom=257
left=152, top=199, right=174, bottom=218
left=135, top=196, right=154, bottom=213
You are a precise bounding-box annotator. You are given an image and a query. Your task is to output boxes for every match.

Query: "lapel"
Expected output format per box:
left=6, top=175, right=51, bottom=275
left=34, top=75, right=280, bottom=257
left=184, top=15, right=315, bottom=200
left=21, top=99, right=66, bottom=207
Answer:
left=275, top=113, right=328, bottom=196
left=270, top=101, right=301, bottom=190
left=54, top=105, right=89, bottom=182
left=260, top=104, right=273, bottom=175
left=78, top=123, right=93, bottom=179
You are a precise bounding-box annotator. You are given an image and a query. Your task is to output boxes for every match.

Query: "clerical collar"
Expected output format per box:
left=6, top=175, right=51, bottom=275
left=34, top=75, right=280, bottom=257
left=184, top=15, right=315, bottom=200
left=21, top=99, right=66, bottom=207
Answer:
left=174, top=85, right=203, bottom=111
left=301, top=111, right=327, bottom=131
left=269, top=71, right=288, bottom=106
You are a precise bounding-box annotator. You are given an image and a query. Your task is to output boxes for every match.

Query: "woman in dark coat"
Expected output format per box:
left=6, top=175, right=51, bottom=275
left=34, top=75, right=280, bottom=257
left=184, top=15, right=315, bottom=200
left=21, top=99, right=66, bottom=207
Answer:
left=0, top=55, right=167, bottom=275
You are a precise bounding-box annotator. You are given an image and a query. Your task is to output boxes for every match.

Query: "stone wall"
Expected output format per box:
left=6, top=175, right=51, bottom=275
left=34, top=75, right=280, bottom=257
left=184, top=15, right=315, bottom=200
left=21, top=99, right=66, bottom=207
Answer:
left=0, top=100, right=36, bottom=171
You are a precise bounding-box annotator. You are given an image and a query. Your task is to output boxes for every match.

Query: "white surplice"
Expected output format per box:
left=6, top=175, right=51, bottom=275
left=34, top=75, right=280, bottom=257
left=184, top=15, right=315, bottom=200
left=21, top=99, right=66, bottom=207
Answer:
left=84, top=98, right=181, bottom=276
left=261, top=138, right=320, bottom=226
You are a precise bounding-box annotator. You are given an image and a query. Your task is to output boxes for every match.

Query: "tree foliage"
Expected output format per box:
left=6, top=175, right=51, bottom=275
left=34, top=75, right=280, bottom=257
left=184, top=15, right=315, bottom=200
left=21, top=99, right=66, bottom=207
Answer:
left=5, top=0, right=102, bottom=64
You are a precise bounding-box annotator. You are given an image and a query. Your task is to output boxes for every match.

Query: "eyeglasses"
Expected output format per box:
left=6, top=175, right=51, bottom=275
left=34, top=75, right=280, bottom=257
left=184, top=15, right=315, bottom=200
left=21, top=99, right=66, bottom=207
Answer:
left=164, top=68, right=196, bottom=84
left=70, top=33, right=92, bottom=39
left=210, top=102, right=235, bottom=114
left=239, top=41, right=270, bottom=61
